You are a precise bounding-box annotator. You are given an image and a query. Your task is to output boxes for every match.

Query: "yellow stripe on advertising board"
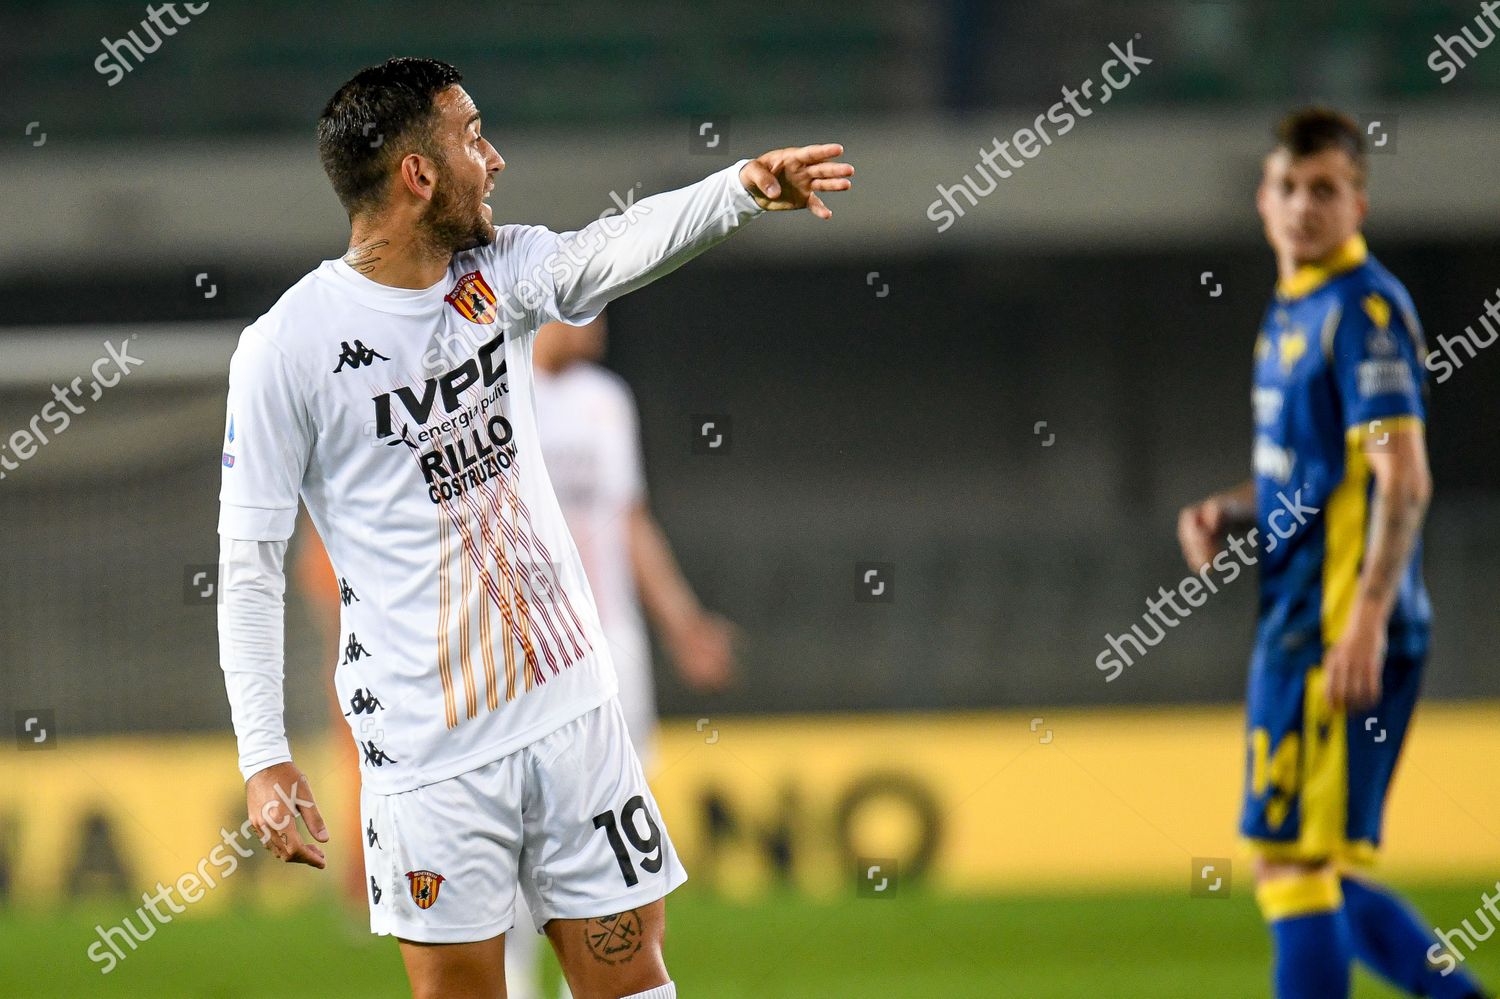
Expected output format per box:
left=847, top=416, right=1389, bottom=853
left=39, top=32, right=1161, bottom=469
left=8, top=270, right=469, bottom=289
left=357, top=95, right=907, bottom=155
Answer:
left=0, top=705, right=1496, bottom=908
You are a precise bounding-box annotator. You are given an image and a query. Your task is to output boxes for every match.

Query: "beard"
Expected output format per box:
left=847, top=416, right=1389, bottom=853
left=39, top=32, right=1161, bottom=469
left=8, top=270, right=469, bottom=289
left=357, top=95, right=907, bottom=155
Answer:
left=420, top=176, right=493, bottom=256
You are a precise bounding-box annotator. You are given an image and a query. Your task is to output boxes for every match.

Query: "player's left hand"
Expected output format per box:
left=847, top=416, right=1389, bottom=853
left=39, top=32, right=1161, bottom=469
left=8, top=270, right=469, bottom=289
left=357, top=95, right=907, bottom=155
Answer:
left=668, top=610, right=739, bottom=693
left=245, top=761, right=330, bottom=869
left=1323, top=623, right=1385, bottom=712
left=739, top=144, right=853, bottom=220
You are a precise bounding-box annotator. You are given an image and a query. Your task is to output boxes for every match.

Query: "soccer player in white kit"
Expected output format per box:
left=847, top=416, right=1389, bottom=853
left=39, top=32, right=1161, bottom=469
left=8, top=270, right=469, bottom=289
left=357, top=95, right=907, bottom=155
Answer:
left=505, top=312, right=739, bottom=998
left=216, top=57, right=851, bottom=999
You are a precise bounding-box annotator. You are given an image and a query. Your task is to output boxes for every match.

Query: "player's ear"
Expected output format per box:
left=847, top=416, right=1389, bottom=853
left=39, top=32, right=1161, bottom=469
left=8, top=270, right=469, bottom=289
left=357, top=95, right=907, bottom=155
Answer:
left=398, top=151, right=437, bottom=203
left=1254, top=154, right=1273, bottom=214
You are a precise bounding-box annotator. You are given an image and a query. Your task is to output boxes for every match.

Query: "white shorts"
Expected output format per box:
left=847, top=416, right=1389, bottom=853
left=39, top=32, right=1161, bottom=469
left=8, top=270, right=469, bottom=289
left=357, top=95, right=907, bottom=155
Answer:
left=360, top=697, right=687, bottom=944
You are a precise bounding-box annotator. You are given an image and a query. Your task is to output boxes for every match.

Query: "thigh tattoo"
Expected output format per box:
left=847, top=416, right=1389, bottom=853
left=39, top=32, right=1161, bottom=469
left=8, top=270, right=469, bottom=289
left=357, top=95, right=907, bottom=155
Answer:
left=584, top=908, right=644, bottom=965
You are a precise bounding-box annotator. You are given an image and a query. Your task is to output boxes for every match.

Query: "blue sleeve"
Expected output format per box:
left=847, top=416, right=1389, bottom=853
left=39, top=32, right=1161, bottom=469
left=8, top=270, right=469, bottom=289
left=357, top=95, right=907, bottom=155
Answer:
left=1329, top=289, right=1425, bottom=432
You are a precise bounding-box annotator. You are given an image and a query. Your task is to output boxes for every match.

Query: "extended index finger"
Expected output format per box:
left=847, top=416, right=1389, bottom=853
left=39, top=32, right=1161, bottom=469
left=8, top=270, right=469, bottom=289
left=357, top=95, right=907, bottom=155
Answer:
left=794, top=143, right=845, bottom=164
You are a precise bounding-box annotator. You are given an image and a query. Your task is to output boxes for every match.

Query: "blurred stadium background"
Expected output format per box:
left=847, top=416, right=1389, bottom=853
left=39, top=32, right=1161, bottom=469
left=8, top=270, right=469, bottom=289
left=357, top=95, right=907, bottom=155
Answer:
left=2, top=2, right=1499, bottom=996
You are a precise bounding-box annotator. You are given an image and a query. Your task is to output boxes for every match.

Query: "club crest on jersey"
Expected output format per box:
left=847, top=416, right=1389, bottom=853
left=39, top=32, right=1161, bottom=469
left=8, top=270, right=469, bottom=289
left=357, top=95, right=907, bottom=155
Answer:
left=405, top=869, right=445, bottom=909
left=446, top=270, right=497, bottom=325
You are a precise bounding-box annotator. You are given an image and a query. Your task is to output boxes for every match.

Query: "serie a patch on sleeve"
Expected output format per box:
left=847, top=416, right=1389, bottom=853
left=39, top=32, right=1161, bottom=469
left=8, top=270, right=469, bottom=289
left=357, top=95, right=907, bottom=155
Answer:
left=1356, top=359, right=1416, bottom=398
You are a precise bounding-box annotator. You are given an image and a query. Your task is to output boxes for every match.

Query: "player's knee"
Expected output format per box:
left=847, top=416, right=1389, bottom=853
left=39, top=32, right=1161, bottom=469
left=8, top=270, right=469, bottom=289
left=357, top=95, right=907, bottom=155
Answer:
left=1252, top=856, right=1329, bottom=885
left=408, top=972, right=500, bottom=999
left=401, top=944, right=504, bottom=999
left=407, top=976, right=451, bottom=999
left=1252, top=860, right=1342, bottom=925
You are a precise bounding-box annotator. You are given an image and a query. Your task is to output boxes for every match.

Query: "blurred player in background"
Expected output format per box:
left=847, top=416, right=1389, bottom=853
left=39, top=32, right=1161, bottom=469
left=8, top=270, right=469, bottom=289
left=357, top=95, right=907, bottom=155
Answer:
left=1178, top=108, right=1487, bottom=999
left=505, top=309, right=739, bottom=997
left=533, top=310, right=738, bottom=763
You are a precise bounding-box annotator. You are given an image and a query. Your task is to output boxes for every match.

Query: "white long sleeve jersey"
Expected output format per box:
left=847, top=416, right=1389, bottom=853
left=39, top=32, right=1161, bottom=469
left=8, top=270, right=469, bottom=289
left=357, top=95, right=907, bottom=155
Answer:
left=218, top=160, right=763, bottom=793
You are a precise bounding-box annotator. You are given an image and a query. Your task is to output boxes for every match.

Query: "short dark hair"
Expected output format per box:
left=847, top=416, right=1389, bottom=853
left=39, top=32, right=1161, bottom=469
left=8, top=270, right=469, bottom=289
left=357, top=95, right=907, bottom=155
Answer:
left=318, top=57, right=464, bottom=217
left=1274, top=107, right=1367, bottom=185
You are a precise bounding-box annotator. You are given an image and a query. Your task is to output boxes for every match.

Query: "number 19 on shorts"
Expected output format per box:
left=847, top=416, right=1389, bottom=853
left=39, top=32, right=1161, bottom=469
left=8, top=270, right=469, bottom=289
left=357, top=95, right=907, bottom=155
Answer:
left=593, top=795, right=663, bottom=887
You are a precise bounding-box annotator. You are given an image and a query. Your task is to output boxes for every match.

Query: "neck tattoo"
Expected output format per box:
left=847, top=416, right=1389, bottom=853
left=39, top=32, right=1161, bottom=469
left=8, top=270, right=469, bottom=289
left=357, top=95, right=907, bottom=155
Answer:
left=344, top=239, right=390, bottom=274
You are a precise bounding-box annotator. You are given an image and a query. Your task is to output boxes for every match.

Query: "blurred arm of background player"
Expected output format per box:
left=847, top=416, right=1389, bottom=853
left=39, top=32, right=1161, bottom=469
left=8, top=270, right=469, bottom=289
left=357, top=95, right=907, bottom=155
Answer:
left=629, top=502, right=738, bottom=692
left=1176, top=431, right=1430, bottom=709
left=1177, top=479, right=1257, bottom=571
left=533, top=314, right=740, bottom=694
left=1324, top=424, right=1431, bottom=710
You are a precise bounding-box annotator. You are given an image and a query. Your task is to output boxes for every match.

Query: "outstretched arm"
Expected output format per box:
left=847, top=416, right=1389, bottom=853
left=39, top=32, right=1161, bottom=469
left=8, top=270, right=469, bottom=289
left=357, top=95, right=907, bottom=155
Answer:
left=539, top=144, right=853, bottom=325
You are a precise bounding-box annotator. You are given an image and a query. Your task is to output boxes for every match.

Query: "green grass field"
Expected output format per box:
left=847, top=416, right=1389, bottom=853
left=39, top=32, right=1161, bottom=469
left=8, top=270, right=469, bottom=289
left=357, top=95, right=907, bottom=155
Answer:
left=3, top=885, right=1494, bottom=998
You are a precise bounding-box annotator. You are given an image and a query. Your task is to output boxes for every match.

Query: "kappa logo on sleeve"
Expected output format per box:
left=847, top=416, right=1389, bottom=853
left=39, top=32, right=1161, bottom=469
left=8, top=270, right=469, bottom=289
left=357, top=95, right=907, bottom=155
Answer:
left=405, top=869, right=445, bottom=908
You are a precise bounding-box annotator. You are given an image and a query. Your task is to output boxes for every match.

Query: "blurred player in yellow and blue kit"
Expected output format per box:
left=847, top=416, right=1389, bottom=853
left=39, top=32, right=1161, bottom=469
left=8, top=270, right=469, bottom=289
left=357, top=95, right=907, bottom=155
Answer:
left=1179, top=108, right=1488, bottom=999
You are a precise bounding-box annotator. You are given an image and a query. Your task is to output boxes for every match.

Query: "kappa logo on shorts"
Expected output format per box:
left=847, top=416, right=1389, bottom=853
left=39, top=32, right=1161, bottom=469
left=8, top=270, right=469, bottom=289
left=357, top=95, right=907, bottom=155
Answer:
left=445, top=270, right=498, bottom=325
left=406, top=869, right=445, bottom=909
